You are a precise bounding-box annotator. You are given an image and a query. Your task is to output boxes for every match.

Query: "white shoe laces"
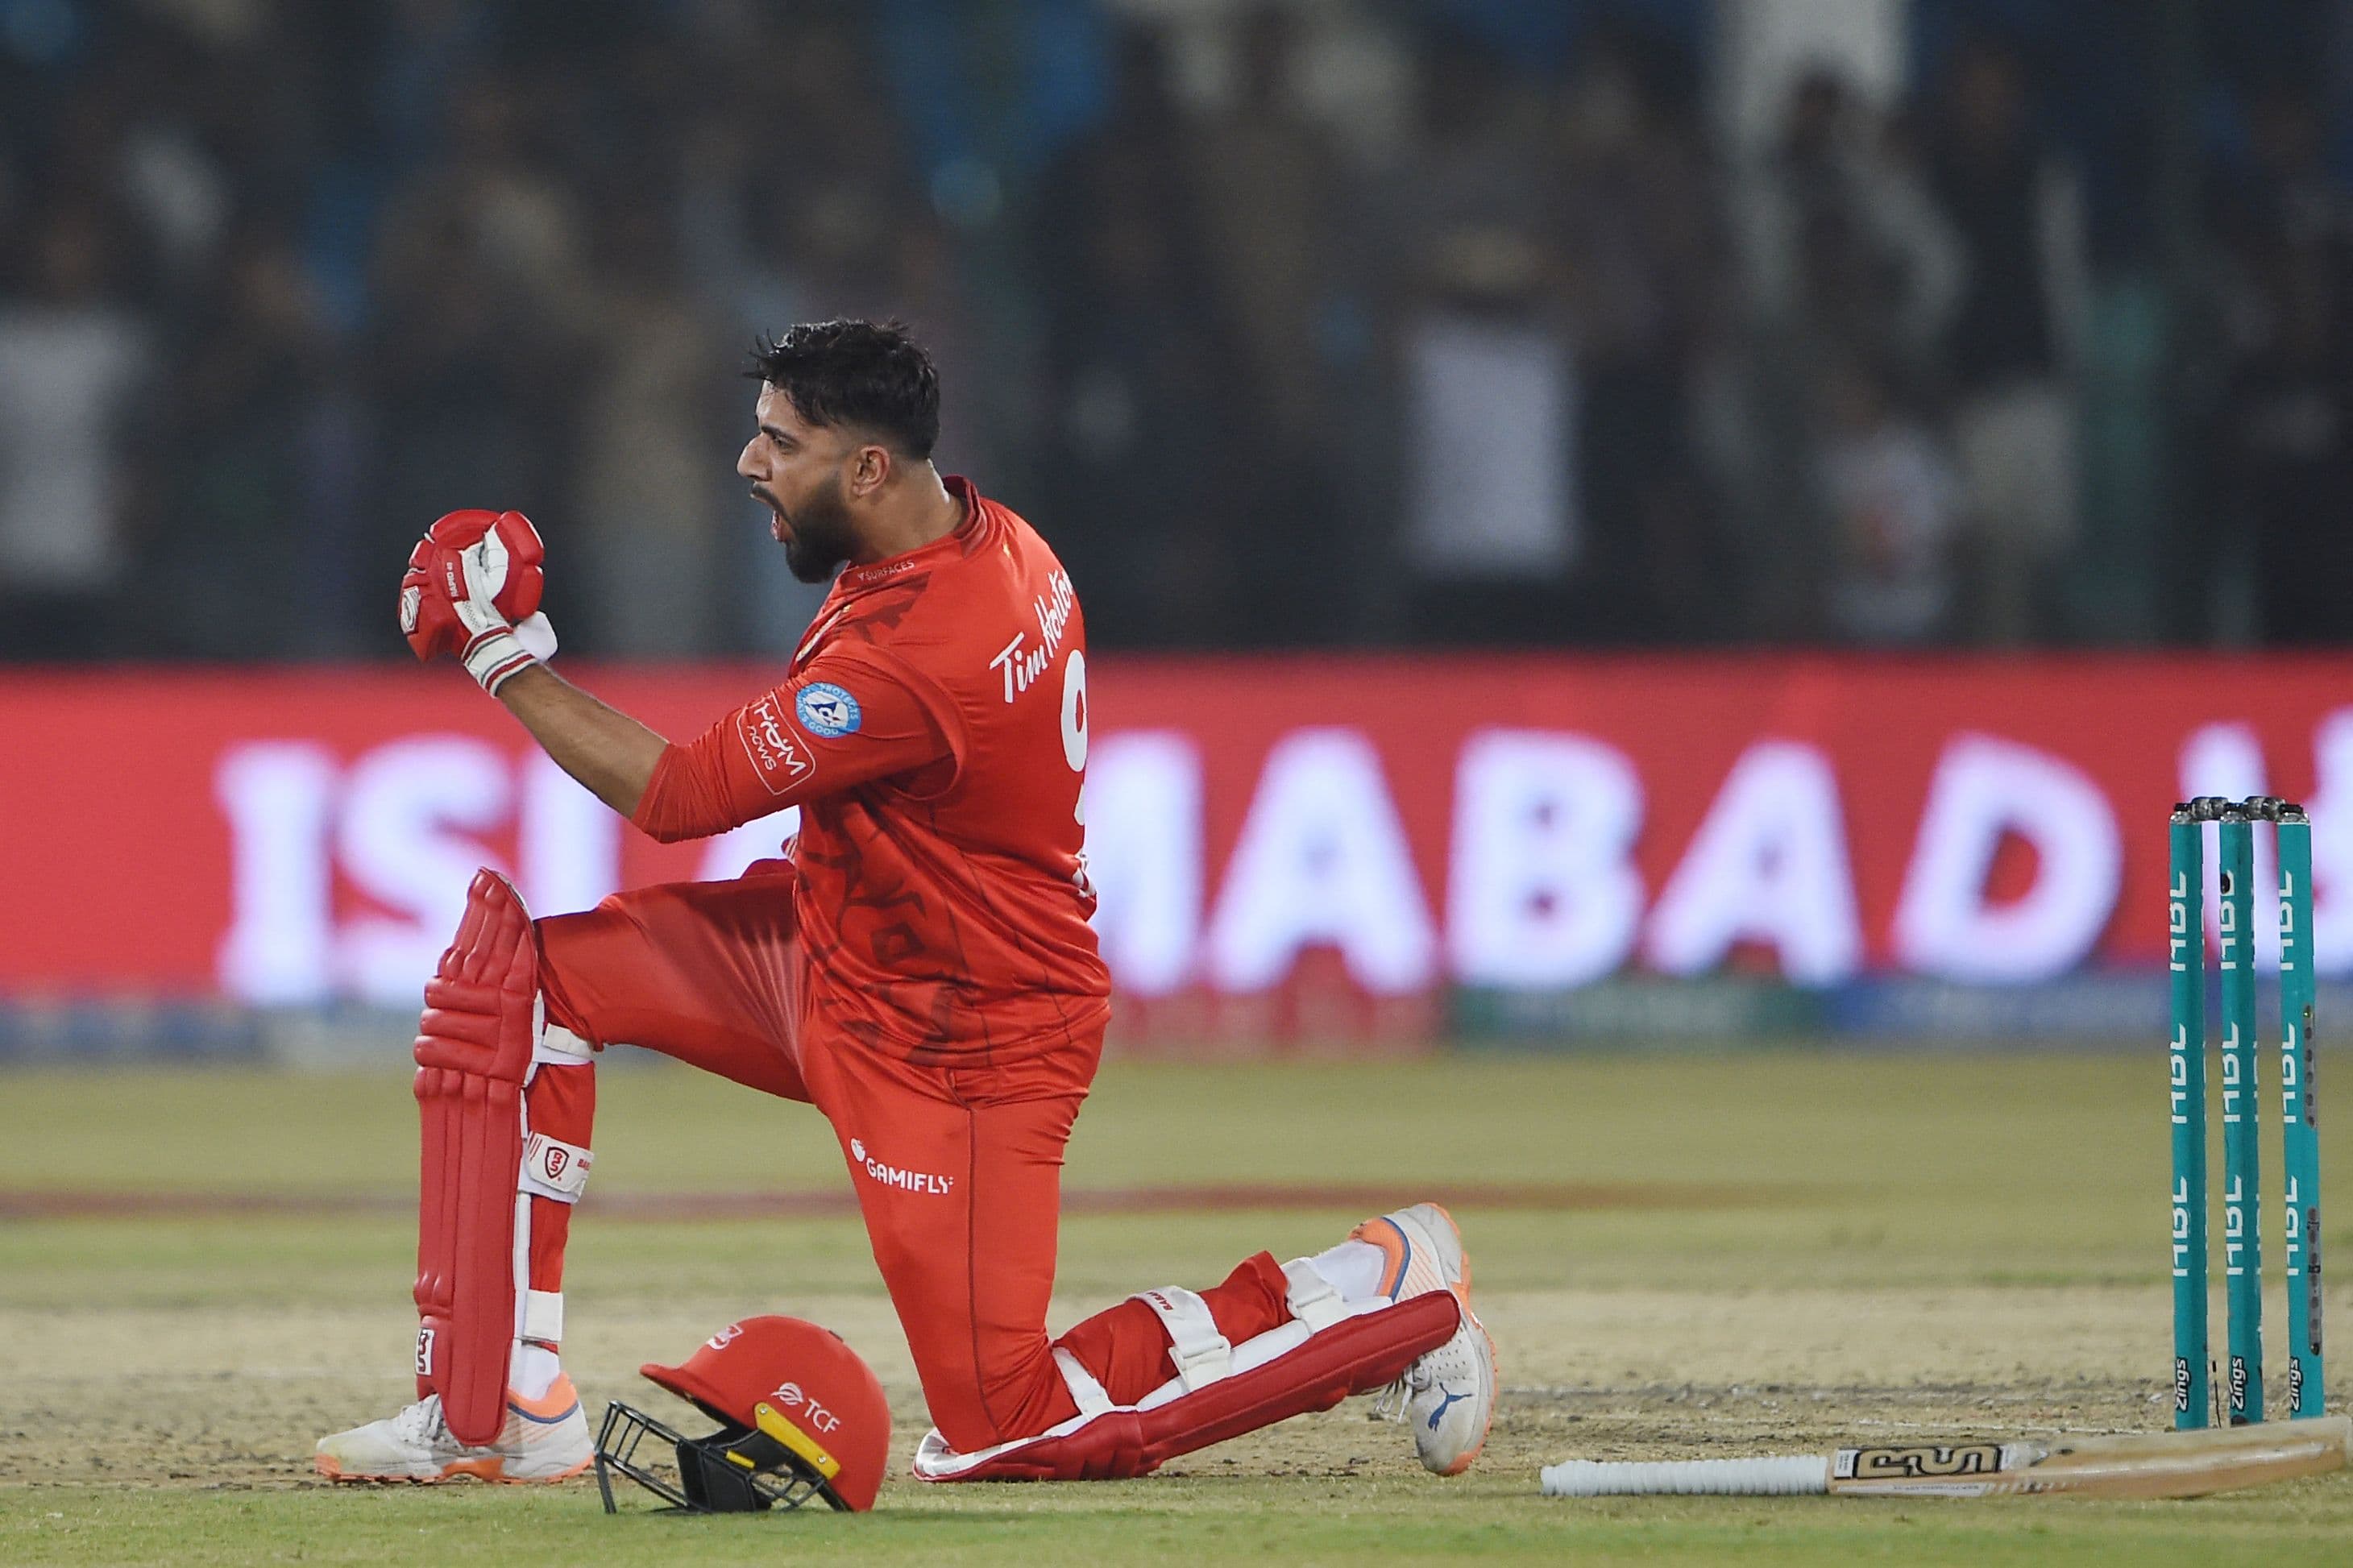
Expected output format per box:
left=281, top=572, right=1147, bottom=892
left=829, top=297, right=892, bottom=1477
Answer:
left=1367, top=1361, right=1430, bottom=1424
left=388, top=1395, right=452, bottom=1449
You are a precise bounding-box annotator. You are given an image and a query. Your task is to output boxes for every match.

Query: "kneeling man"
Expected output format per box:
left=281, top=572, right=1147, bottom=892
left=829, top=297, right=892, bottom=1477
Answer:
left=317, top=321, right=1496, bottom=1487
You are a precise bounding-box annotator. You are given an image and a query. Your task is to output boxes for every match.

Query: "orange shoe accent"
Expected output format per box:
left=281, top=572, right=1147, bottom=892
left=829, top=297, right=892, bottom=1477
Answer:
left=1424, top=1202, right=1475, bottom=1313
left=502, top=1455, right=591, bottom=1484
left=492, top=1372, right=590, bottom=1483
left=315, top=1450, right=589, bottom=1485
left=315, top=1454, right=465, bottom=1486
left=1347, top=1216, right=1412, bottom=1301
left=507, top=1371, right=581, bottom=1424
left=1438, top=1428, right=1487, bottom=1476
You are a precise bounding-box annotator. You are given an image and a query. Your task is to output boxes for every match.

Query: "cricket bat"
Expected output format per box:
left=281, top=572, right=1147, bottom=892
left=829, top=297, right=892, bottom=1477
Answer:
left=1540, top=1414, right=2350, bottom=1500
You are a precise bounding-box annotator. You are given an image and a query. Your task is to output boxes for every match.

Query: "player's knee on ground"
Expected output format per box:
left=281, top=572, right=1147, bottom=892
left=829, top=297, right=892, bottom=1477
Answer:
left=914, top=1256, right=1460, bottom=1482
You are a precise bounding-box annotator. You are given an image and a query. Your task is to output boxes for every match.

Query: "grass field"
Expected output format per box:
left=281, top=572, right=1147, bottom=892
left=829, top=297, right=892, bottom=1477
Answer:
left=1, top=1051, right=2348, bottom=1565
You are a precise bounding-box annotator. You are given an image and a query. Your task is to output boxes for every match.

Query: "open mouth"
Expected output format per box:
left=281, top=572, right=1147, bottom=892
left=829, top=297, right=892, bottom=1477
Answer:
left=752, top=487, right=790, bottom=543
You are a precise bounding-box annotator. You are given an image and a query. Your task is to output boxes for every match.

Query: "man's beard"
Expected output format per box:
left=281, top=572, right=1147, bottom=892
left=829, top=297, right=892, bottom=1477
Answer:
left=773, top=475, right=856, bottom=584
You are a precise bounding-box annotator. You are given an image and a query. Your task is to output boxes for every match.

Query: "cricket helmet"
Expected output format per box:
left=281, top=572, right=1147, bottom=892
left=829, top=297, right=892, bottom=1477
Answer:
left=596, top=1315, right=890, bottom=1513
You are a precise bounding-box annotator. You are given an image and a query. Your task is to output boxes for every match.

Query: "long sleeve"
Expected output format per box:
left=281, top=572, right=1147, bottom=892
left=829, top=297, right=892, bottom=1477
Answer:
left=630, top=649, right=956, bottom=842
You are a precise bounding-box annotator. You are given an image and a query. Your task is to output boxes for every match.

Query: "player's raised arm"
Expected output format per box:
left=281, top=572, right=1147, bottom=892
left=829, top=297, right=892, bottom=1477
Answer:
left=395, top=507, right=951, bottom=836
left=496, top=664, right=670, bottom=817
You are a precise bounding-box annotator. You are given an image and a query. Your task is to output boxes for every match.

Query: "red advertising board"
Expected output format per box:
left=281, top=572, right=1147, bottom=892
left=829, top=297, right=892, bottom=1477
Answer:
left=2, top=656, right=2349, bottom=1009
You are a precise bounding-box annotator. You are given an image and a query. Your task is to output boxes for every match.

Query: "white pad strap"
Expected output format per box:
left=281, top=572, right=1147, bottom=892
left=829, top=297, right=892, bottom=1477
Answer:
left=1281, top=1258, right=1350, bottom=1332
left=1053, top=1348, right=1114, bottom=1417
left=520, top=1133, right=591, bottom=1201
left=519, top=1289, right=565, bottom=1344
left=1131, top=1286, right=1232, bottom=1392
left=920, top=1315, right=1320, bottom=1476
left=533, top=1023, right=596, bottom=1068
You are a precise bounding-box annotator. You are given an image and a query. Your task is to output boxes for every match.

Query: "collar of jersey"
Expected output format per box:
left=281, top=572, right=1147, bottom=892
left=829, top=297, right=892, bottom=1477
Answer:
left=836, top=476, right=986, bottom=591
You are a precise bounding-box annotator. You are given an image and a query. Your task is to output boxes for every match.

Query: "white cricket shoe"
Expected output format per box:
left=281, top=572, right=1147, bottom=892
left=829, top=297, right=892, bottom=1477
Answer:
left=315, top=1375, right=592, bottom=1483
left=1355, top=1203, right=1497, bottom=1475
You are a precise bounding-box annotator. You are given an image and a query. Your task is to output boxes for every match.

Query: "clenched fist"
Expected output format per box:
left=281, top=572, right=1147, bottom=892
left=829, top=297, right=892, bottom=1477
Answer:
left=400, top=509, right=559, bottom=694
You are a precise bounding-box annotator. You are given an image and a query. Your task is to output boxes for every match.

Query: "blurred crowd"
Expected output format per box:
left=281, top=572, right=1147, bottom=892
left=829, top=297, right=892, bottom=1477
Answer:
left=2, top=0, right=2351, bottom=660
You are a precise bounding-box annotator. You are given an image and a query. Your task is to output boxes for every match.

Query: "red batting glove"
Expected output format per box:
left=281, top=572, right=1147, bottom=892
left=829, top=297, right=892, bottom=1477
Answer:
left=398, top=510, right=558, bottom=693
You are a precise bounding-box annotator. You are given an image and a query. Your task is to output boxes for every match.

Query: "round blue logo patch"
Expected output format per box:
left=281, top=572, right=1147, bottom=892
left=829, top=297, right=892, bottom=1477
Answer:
left=796, top=682, right=862, bottom=738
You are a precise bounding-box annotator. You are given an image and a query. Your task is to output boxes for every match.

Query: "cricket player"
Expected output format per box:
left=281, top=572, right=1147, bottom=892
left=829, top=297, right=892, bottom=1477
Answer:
left=316, top=320, right=1494, bottom=1488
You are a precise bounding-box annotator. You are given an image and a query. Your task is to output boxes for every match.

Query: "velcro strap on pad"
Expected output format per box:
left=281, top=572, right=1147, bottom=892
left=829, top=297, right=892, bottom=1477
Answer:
left=1281, top=1258, right=1351, bottom=1331
left=533, top=1023, right=596, bottom=1066
left=1054, top=1348, right=1114, bottom=1417
left=1131, top=1286, right=1233, bottom=1392
left=520, top=1289, right=564, bottom=1344
left=520, top=1132, right=591, bottom=1201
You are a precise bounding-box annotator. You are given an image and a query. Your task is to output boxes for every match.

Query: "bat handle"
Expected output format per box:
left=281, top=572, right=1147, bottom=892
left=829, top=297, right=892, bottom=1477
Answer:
left=1541, top=1454, right=1831, bottom=1496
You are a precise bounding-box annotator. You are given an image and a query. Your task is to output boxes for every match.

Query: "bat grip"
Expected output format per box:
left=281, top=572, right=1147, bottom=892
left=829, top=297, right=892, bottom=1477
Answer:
left=1541, top=1454, right=1831, bottom=1496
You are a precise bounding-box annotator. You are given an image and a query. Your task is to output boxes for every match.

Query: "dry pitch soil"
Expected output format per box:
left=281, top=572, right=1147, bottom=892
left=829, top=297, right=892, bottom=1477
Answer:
left=0, top=1226, right=2207, bottom=1491
left=0, top=1056, right=2344, bottom=1523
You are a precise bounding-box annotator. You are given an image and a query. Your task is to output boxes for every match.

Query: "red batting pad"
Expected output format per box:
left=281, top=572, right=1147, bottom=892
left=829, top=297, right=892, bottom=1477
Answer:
left=411, top=869, right=537, bottom=1446
left=920, top=1288, right=1459, bottom=1483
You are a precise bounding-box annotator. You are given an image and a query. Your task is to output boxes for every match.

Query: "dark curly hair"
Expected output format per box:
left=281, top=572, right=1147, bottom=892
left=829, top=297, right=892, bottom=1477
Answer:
left=747, top=319, right=940, bottom=459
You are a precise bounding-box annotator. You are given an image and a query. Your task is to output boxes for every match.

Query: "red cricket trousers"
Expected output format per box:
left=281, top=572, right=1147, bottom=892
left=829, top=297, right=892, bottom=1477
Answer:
left=527, top=868, right=1293, bottom=1453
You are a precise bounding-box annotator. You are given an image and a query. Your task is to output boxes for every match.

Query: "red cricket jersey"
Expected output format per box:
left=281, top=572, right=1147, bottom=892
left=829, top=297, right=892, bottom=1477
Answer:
left=632, top=479, right=1110, bottom=1064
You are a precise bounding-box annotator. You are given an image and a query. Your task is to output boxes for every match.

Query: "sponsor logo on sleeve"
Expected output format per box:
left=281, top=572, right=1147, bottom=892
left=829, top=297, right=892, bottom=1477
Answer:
left=737, top=695, right=815, bottom=795
left=795, top=682, right=862, bottom=737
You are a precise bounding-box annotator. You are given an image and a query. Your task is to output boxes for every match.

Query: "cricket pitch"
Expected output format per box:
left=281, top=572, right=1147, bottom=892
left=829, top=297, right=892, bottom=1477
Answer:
left=2, top=1052, right=2347, bottom=1565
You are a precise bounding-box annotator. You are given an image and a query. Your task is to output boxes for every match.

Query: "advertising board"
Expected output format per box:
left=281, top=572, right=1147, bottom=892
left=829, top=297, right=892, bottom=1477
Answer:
left=3, top=657, right=2348, bottom=1045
